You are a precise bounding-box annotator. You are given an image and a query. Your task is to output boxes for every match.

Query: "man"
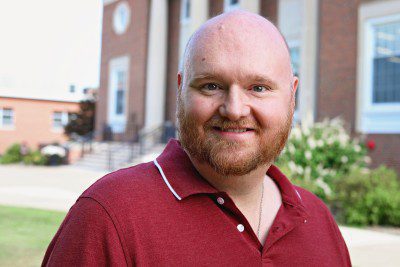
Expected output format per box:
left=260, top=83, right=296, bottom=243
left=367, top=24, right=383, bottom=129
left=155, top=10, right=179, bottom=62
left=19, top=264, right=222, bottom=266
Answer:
left=43, top=11, right=351, bottom=266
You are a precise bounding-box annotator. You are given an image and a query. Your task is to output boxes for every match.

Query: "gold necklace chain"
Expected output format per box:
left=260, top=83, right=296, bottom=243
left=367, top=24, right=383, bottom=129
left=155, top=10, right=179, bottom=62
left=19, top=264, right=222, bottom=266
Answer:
left=256, top=181, right=264, bottom=239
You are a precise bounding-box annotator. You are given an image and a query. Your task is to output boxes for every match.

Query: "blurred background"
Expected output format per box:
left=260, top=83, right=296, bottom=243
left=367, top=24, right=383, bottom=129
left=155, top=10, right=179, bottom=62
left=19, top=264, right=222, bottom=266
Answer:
left=0, top=0, right=399, bottom=266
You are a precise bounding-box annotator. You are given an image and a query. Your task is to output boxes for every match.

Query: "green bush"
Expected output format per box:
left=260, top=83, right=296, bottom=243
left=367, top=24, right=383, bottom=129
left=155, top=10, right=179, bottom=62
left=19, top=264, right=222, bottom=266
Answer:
left=23, top=150, right=47, bottom=166
left=333, top=166, right=400, bottom=226
left=0, top=143, right=22, bottom=164
left=277, top=118, right=368, bottom=202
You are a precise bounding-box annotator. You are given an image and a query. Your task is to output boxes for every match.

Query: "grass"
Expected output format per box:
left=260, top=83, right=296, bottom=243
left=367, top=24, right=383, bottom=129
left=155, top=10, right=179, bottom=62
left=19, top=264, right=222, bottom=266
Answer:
left=0, top=205, right=66, bottom=267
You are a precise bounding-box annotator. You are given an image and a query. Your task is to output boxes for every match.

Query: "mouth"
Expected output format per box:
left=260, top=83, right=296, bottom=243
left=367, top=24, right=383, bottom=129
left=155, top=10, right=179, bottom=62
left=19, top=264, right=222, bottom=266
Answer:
left=212, top=127, right=255, bottom=133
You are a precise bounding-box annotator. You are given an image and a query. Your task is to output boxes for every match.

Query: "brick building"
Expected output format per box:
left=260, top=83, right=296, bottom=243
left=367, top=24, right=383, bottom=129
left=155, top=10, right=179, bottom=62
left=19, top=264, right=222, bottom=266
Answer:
left=97, top=0, right=400, bottom=172
left=0, top=96, right=80, bottom=154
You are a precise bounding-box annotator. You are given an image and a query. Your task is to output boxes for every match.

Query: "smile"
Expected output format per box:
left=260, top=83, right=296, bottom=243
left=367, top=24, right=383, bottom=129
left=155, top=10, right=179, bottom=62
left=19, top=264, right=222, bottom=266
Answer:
left=212, top=127, right=255, bottom=133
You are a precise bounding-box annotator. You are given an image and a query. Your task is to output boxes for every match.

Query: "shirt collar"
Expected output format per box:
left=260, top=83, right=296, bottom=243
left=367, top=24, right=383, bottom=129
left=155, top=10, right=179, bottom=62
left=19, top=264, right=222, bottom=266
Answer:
left=155, top=139, right=305, bottom=209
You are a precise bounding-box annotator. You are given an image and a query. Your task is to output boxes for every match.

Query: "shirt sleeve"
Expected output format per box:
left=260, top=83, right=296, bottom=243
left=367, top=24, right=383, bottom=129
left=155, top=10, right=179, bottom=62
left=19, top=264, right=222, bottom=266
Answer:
left=327, top=211, right=352, bottom=267
left=42, top=197, right=128, bottom=267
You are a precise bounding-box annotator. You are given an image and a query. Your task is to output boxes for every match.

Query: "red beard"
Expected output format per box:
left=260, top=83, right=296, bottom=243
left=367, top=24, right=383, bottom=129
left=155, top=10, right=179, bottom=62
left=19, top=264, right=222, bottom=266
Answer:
left=177, top=94, right=293, bottom=176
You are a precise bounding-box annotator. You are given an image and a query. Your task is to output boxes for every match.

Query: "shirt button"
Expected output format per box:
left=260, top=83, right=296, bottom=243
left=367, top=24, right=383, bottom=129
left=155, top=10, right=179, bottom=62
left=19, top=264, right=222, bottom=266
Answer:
left=217, top=197, right=225, bottom=205
left=237, top=224, right=245, bottom=232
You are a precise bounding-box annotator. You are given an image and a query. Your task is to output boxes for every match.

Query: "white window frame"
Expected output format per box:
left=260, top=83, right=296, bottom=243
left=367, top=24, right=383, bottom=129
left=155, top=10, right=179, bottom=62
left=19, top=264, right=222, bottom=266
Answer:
left=358, top=12, right=400, bottom=134
left=0, top=108, right=15, bottom=130
left=224, top=0, right=240, bottom=12
left=108, top=55, right=130, bottom=134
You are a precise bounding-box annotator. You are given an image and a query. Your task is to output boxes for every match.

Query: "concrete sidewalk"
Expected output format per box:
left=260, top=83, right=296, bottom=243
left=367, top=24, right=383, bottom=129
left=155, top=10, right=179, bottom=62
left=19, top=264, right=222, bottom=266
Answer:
left=0, top=164, right=399, bottom=266
left=0, top=164, right=106, bottom=211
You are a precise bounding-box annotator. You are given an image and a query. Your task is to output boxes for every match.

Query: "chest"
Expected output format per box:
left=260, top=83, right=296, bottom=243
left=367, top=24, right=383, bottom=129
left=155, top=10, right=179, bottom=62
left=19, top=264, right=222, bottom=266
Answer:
left=119, top=196, right=346, bottom=266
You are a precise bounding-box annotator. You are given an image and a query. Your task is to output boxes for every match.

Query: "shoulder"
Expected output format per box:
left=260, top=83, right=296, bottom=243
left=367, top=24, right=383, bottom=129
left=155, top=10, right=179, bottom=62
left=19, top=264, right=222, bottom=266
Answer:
left=74, top=161, right=177, bottom=221
left=293, top=186, right=333, bottom=218
left=42, top=197, right=129, bottom=266
left=81, top=161, right=163, bottom=204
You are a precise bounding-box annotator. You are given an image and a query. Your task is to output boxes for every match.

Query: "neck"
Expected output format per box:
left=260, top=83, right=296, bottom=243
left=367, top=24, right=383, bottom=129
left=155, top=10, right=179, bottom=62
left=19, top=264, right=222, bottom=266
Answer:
left=189, top=156, right=270, bottom=204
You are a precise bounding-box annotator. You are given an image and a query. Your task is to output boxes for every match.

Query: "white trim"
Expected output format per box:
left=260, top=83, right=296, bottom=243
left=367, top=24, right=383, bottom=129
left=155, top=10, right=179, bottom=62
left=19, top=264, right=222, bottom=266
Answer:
left=154, top=159, right=182, bottom=201
left=295, top=189, right=302, bottom=201
left=357, top=2, right=400, bottom=133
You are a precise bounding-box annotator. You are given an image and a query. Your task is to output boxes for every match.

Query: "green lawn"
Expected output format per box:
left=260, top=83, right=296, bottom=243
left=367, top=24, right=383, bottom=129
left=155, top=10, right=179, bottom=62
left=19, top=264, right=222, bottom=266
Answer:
left=0, top=205, right=66, bottom=267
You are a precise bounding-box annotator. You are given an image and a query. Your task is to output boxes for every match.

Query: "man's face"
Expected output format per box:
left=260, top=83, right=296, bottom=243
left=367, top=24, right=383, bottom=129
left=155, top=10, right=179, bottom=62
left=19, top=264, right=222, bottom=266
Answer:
left=177, top=21, right=297, bottom=176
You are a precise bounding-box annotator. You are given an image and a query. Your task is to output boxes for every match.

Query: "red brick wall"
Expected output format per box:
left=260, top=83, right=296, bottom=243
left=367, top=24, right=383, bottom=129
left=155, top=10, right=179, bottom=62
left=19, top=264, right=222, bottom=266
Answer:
left=366, top=134, right=400, bottom=173
left=96, top=0, right=150, bottom=141
left=259, top=0, right=278, bottom=24
left=209, top=0, right=224, bottom=18
left=0, top=97, right=79, bottom=153
left=317, top=0, right=359, bottom=131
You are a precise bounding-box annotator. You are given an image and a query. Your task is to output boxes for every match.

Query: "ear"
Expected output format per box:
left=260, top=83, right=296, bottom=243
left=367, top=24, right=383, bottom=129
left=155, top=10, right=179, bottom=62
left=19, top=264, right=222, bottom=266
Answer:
left=292, top=76, right=299, bottom=95
left=177, top=72, right=183, bottom=93
left=291, top=76, right=299, bottom=110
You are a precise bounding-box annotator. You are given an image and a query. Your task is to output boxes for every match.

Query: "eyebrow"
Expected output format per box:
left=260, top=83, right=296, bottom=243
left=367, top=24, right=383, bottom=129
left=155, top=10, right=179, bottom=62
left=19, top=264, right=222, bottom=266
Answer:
left=189, top=72, right=279, bottom=89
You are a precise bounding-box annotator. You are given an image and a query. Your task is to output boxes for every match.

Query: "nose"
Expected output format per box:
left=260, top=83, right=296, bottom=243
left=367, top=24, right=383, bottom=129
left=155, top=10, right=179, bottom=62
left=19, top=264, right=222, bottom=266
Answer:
left=218, top=85, right=250, bottom=121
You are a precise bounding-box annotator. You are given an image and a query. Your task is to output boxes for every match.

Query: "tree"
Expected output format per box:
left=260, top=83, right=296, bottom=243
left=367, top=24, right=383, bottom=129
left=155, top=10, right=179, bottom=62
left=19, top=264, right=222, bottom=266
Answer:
left=65, top=100, right=95, bottom=138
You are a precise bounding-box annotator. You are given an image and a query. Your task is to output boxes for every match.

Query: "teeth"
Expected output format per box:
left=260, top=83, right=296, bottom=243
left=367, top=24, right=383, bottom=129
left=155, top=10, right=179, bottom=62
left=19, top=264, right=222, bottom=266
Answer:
left=224, top=129, right=247, bottom=133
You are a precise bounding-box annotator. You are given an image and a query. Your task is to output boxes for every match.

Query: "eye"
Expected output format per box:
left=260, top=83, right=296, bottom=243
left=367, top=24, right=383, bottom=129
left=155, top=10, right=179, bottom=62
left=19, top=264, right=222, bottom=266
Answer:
left=202, top=83, right=220, bottom=91
left=251, top=85, right=269, bottom=93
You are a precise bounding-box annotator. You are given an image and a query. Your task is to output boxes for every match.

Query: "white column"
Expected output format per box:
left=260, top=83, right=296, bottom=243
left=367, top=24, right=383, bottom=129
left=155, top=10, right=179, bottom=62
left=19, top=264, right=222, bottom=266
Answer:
left=240, top=0, right=260, bottom=13
left=179, top=0, right=209, bottom=68
left=299, top=0, right=318, bottom=125
left=144, top=0, right=168, bottom=130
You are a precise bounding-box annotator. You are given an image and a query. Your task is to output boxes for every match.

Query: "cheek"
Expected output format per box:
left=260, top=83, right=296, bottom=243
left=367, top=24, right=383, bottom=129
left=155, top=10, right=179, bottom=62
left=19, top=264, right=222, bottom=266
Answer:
left=253, top=98, right=292, bottom=129
left=184, top=94, right=219, bottom=124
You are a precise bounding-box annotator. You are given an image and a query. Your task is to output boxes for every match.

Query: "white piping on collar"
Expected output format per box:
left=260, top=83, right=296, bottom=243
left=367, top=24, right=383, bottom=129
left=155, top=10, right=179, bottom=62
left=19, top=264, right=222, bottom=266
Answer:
left=154, top=159, right=182, bottom=201
left=295, top=189, right=302, bottom=201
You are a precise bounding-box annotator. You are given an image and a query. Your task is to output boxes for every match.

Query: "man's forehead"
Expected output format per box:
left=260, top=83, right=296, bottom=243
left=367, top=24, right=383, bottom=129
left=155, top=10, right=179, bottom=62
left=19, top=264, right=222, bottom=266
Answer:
left=182, top=11, right=291, bottom=79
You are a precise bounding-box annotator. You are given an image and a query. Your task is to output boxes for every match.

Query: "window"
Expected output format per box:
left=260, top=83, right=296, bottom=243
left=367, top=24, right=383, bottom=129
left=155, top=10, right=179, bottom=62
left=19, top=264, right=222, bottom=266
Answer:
left=181, top=0, right=191, bottom=24
left=116, top=70, right=126, bottom=115
left=52, top=111, right=69, bottom=129
left=372, top=21, right=400, bottom=103
left=224, top=0, right=240, bottom=12
left=0, top=108, right=14, bottom=128
left=358, top=4, right=400, bottom=133
left=53, top=112, right=63, bottom=128
left=108, top=56, right=129, bottom=133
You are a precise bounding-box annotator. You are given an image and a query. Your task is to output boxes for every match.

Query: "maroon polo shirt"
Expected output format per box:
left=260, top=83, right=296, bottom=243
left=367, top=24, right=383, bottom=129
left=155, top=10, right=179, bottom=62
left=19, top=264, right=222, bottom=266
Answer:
left=43, top=139, right=351, bottom=266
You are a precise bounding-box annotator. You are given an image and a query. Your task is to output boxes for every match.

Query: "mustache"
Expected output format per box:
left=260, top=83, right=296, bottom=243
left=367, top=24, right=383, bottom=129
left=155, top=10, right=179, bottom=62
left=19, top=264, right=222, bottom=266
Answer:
left=204, top=117, right=260, bottom=131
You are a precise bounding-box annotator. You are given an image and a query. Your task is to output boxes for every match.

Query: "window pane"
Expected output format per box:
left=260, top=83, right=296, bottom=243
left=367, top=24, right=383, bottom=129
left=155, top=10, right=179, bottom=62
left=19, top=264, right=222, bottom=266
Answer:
left=184, top=0, right=190, bottom=19
left=116, top=70, right=126, bottom=115
left=2, top=108, right=13, bottom=125
left=372, top=20, right=400, bottom=103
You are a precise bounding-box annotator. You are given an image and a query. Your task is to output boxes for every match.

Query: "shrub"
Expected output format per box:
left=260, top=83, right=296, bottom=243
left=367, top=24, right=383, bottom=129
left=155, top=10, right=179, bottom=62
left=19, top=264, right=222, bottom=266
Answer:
left=0, top=143, right=23, bottom=164
left=333, top=166, right=400, bottom=226
left=23, top=150, right=47, bottom=165
left=276, top=118, right=368, bottom=202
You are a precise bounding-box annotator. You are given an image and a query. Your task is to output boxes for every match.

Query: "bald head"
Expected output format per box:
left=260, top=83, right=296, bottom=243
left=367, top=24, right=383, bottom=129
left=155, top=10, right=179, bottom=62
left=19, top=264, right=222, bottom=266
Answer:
left=180, top=11, right=293, bottom=87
